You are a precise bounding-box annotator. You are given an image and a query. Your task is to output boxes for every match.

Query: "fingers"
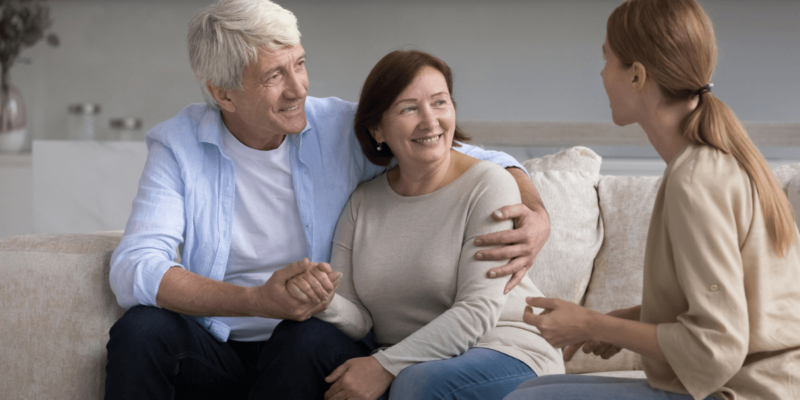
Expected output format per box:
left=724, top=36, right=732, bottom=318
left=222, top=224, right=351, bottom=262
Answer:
left=589, top=341, right=613, bottom=357
left=490, top=204, right=529, bottom=221
left=525, top=296, right=558, bottom=310
left=503, top=268, right=527, bottom=294
left=292, top=274, right=323, bottom=304
left=287, top=280, right=309, bottom=302
left=310, top=266, right=335, bottom=294
left=474, top=229, right=524, bottom=248
left=475, top=244, right=529, bottom=262
left=487, top=256, right=530, bottom=278
left=522, top=305, right=543, bottom=327
left=563, top=341, right=585, bottom=362
left=601, top=345, right=621, bottom=360
left=274, top=258, right=314, bottom=281
left=582, top=340, right=602, bottom=354
left=326, top=362, right=348, bottom=383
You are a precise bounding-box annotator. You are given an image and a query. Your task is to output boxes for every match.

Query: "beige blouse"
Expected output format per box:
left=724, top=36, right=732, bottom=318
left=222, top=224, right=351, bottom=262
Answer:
left=315, top=161, right=564, bottom=377
left=641, top=143, right=800, bottom=400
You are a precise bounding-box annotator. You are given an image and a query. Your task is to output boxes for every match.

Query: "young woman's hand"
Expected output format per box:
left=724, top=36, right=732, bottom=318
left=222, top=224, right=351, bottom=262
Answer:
left=324, top=356, right=394, bottom=400
left=522, top=297, right=601, bottom=349
left=562, top=306, right=640, bottom=361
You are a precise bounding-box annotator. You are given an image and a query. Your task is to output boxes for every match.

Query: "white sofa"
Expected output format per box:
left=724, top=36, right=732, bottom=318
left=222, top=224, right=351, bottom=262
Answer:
left=2, top=147, right=799, bottom=399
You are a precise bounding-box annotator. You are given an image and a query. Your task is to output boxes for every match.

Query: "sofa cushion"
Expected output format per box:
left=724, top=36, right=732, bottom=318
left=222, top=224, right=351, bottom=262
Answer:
left=0, top=233, right=124, bottom=399
left=565, top=175, right=661, bottom=373
left=522, top=147, right=603, bottom=305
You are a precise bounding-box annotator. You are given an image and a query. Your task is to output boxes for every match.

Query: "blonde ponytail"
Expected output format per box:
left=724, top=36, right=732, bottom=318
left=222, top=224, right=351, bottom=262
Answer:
left=609, top=0, right=796, bottom=256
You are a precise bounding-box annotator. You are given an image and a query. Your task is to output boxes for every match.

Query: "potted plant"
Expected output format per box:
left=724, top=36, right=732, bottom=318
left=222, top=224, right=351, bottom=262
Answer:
left=0, top=0, right=58, bottom=153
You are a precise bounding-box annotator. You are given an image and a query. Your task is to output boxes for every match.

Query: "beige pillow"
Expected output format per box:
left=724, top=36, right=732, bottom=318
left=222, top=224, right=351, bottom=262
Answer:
left=774, top=164, right=800, bottom=228
left=773, top=163, right=800, bottom=193
left=567, top=175, right=661, bottom=374
left=788, top=172, right=800, bottom=229
left=522, top=146, right=603, bottom=305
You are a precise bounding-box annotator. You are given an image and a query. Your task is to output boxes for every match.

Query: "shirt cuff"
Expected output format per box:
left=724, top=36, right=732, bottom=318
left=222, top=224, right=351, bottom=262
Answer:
left=133, top=259, right=185, bottom=307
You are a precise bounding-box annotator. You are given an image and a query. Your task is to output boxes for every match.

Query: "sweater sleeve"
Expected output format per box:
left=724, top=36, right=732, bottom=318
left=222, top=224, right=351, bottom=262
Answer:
left=371, top=166, right=521, bottom=376
left=656, top=169, right=750, bottom=400
left=313, top=193, right=374, bottom=340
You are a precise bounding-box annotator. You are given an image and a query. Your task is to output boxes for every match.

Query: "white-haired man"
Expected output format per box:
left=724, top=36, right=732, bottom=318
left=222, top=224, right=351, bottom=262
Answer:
left=104, top=0, right=551, bottom=398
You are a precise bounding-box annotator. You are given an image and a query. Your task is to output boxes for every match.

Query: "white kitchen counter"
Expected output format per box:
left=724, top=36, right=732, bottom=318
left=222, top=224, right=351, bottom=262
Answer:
left=0, top=153, right=33, bottom=239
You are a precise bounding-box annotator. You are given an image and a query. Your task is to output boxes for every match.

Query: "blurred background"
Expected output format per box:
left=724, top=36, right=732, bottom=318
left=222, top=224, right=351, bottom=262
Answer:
left=10, top=0, right=800, bottom=140
left=1, top=0, right=798, bottom=238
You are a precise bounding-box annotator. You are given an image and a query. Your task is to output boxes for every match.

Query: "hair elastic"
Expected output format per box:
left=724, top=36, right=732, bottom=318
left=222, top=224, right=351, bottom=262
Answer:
left=694, top=83, right=713, bottom=96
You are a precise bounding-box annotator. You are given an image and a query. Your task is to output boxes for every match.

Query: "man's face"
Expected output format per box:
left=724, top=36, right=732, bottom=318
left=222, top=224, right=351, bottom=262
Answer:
left=227, top=44, right=309, bottom=140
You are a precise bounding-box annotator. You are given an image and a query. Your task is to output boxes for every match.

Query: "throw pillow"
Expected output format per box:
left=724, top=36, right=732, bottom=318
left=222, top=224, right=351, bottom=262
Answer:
left=522, top=146, right=603, bottom=305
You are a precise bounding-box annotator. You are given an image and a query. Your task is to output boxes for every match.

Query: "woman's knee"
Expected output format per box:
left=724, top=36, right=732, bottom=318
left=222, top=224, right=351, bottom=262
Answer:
left=389, top=362, right=449, bottom=400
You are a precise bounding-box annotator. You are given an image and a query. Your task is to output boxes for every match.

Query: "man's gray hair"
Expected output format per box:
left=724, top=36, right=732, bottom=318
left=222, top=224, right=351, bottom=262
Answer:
left=188, top=0, right=301, bottom=109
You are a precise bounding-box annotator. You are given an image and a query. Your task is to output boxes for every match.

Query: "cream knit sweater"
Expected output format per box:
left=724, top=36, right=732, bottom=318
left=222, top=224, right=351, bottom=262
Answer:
left=316, top=161, right=564, bottom=377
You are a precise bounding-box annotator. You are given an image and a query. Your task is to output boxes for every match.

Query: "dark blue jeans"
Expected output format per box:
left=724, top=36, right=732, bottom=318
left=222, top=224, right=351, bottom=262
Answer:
left=104, top=306, right=377, bottom=400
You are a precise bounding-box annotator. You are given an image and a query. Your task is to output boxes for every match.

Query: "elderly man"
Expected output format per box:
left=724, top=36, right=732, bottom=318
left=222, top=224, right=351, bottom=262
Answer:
left=105, top=0, right=550, bottom=398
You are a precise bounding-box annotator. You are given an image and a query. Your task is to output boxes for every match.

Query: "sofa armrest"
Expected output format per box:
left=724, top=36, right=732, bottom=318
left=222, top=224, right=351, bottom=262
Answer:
left=0, top=232, right=125, bottom=399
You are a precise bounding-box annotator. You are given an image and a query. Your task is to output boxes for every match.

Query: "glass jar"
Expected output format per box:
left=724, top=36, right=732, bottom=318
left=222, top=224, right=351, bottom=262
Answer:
left=109, top=118, right=143, bottom=141
left=67, top=103, right=101, bottom=140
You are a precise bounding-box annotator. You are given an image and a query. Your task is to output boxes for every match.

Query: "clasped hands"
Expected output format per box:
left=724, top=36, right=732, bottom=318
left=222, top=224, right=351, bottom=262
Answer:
left=283, top=262, right=393, bottom=400
left=522, top=297, right=629, bottom=362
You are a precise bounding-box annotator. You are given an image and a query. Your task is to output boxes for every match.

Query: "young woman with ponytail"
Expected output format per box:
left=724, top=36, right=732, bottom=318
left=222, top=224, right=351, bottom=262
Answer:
left=506, top=0, right=800, bottom=399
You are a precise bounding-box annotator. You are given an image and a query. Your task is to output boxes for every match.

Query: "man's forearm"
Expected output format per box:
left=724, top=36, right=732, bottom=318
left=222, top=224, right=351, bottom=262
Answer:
left=155, top=267, right=257, bottom=317
left=507, top=167, right=549, bottom=218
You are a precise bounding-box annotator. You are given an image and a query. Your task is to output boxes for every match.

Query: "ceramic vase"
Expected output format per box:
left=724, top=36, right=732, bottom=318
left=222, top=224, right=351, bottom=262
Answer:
left=0, top=85, right=27, bottom=153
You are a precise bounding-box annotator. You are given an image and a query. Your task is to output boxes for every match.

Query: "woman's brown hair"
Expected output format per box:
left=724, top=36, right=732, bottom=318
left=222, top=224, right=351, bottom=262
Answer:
left=608, top=0, right=796, bottom=255
left=354, top=50, right=470, bottom=166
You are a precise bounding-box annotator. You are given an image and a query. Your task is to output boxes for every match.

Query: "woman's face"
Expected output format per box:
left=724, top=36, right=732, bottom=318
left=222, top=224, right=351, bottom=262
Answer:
left=601, top=36, right=638, bottom=126
left=372, top=66, right=456, bottom=169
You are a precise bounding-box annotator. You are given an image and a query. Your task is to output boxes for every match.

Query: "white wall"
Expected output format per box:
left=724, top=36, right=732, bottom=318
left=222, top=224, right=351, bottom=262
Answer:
left=10, top=0, right=800, bottom=146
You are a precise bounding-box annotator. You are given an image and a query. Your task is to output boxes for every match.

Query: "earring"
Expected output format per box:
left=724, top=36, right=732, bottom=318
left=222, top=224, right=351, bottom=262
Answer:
left=376, top=142, right=383, bottom=151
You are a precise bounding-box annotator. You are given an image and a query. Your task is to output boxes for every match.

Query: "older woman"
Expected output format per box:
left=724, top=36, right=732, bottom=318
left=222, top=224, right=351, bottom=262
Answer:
left=288, top=50, right=564, bottom=400
left=507, top=0, right=800, bottom=399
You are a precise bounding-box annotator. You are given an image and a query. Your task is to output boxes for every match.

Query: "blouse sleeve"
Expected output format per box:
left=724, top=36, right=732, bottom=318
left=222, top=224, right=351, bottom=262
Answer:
left=313, top=194, right=374, bottom=340
left=657, top=171, right=750, bottom=399
left=371, top=167, right=522, bottom=376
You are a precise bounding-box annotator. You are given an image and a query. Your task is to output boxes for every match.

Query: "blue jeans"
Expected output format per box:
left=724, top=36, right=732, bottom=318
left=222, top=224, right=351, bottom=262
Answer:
left=387, top=348, right=538, bottom=400
left=104, top=306, right=377, bottom=400
left=504, top=375, right=718, bottom=400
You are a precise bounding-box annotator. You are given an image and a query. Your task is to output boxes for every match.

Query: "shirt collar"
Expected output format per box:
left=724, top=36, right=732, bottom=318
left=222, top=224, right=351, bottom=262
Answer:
left=197, top=105, right=313, bottom=150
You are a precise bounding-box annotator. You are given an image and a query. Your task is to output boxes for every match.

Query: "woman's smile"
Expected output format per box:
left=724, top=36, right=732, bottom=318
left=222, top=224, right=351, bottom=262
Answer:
left=412, top=134, right=443, bottom=144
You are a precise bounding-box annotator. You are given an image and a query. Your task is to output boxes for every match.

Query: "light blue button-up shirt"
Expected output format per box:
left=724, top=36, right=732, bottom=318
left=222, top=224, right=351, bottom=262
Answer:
left=109, top=96, right=527, bottom=341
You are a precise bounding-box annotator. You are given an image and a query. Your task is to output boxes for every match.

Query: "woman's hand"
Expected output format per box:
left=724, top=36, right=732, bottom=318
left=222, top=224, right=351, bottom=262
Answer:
left=286, top=261, right=340, bottom=304
left=324, top=356, right=394, bottom=400
left=563, top=339, right=623, bottom=362
left=522, top=297, right=601, bottom=349
left=474, top=203, right=550, bottom=294
left=562, top=306, right=640, bottom=361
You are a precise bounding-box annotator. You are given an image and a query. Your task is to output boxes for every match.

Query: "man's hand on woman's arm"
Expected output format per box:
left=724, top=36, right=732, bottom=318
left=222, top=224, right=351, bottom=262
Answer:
left=474, top=167, right=550, bottom=293
left=155, top=258, right=339, bottom=321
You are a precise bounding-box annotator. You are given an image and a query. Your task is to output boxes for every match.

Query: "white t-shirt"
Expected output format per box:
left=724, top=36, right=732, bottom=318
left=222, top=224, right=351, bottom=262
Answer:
left=210, top=129, right=309, bottom=342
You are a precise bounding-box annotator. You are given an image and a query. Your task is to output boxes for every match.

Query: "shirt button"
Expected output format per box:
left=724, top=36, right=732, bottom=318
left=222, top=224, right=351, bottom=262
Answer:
left=710, top=284, right=719, bottom=291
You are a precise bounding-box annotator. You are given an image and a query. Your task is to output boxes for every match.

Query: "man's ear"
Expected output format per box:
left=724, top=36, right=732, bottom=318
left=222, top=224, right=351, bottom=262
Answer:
left=631, top=61, right=647, bottom=92
left=369, top=126, right=385, bottom=144
left=207, top=82, right=236, bottom=113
